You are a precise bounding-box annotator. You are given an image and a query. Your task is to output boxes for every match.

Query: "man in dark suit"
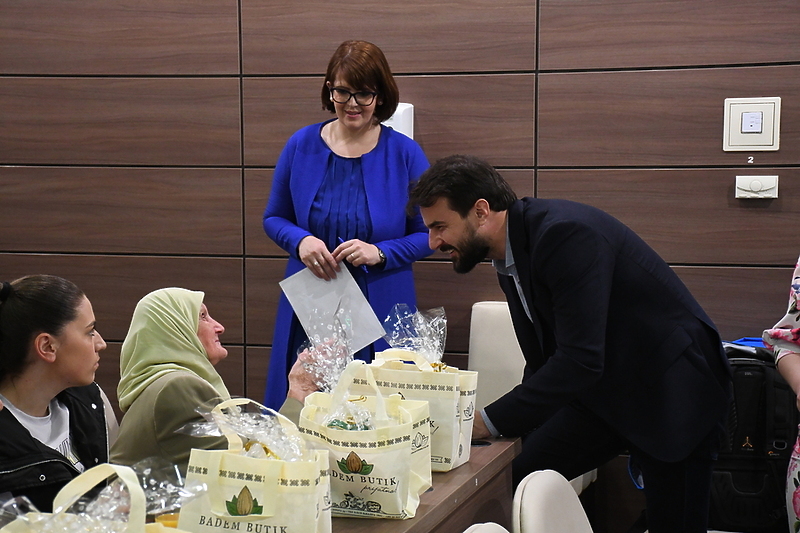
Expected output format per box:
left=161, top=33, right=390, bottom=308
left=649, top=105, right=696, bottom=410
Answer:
left=409, top=155, right=732, bottom=533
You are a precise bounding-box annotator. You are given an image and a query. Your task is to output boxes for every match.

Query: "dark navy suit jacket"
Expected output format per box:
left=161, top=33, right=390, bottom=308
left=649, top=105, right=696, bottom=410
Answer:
left=484, top=198, right=732, bottom=462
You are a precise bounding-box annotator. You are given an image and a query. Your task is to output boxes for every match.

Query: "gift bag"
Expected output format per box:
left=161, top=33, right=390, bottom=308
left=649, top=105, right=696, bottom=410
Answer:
left=177, top=398, right=331, bottom=533
left=0, top=463, right=189, bottom=533
left=298, top=360, right=431, bottom=519
left=352, top=348, right=478, bottom=471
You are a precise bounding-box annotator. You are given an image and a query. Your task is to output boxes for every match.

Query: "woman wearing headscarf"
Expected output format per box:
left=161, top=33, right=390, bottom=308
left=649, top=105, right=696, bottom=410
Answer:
left=111, top=287, right=315, bottom=474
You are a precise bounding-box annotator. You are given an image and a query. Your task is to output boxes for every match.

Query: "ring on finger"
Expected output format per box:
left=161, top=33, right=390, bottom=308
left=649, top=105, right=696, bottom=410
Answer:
left=313, top=261, right=319, bottom=267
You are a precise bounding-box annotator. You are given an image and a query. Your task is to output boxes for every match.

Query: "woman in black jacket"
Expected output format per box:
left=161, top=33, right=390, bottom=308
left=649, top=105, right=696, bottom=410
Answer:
left=0, top=275, right=117, bottom=512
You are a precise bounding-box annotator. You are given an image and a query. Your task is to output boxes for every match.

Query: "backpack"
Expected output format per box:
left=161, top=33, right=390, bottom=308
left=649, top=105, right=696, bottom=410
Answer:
left=708, top=344, right=798, bottom=533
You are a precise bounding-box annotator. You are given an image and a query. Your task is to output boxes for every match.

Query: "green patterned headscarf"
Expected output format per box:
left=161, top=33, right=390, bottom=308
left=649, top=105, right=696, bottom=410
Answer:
left=117, top=287, right=230, bottom=412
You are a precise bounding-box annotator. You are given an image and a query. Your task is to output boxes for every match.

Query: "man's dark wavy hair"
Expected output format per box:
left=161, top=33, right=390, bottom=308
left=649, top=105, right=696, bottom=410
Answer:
left=408, top=154, right=517, bottom=218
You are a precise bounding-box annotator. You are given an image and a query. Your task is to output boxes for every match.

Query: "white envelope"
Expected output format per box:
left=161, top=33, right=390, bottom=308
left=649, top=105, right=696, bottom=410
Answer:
left=279, top=266, right=385, bottom=354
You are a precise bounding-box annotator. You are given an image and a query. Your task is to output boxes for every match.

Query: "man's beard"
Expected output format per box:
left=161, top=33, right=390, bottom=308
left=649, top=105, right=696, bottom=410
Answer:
left=445, top=230, right=491, bottom=274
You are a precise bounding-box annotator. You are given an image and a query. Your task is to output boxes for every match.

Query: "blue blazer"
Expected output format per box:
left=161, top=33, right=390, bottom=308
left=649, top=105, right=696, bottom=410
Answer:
left=262, top=121, right=432, bottom=408
left=484, top=198, right=732, bottom=462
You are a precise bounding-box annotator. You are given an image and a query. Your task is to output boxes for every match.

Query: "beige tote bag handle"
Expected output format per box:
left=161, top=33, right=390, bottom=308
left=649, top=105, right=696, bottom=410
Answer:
left=52, top=463, right=147, bottom=533
left=210, top=397, right=302, bottom=453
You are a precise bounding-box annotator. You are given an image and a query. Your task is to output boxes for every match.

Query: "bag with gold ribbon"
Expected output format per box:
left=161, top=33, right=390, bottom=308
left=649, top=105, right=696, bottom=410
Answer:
left=298, top=360, right=431, bottom=519
left=0, top=463, right=191, bottom=533
left=177, top=398, right=331, bottom=533
left=351, top=348, right=478, bottom=472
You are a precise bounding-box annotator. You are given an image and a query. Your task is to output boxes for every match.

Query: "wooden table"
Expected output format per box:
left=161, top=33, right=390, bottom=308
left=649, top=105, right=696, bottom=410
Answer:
left=332, top=438, right=521, bottom=533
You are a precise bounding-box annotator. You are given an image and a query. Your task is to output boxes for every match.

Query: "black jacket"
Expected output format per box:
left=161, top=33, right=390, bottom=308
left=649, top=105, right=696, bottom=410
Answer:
left=484, top=198, right=732, bottom=462
left=0, top=383, right=109, bottom=512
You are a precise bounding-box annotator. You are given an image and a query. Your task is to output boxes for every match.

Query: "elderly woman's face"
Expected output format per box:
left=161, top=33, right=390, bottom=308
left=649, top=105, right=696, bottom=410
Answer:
left=197, top=303, right=227, bottom=365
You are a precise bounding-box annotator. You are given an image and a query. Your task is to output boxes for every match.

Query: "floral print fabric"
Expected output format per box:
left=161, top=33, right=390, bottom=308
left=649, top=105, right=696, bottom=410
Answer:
left=763, top=255, right=800, bottom=532
left=763, top=255, right=800, bottom=363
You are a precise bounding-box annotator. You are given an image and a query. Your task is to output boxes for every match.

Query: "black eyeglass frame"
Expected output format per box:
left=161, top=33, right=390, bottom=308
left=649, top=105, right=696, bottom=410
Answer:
left=329, top=87, right=378, bottom=106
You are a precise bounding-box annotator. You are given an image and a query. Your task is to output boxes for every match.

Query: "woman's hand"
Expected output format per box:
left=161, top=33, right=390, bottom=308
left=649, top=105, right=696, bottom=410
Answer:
left=333, top=239, right=382, bottom=269
left=298, top=236, right=339, bottom=281
left=287, top=351, right=319, bottom=404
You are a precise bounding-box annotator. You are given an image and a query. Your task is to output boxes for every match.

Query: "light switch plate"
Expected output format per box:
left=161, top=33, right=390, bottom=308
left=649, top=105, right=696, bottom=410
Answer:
left=735, top=175, right=779, bottom=199
left=723, top=97, right=780, bottom=151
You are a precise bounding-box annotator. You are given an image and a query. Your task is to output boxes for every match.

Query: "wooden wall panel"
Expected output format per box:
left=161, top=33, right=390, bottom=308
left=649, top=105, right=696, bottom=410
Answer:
left=415, top=261, right=508, bottom=353
left=676, top=266, right=793, bottom=342
left=0, top=0, right=239, bottom=75
left=0, top=78, right=241, bottom=166
left=245, top=170, right=285, bottom=256
left=500, top=169, right=536, bottom=200
left=95, top=343, right=122, bottom=419
left=1, top=167, right=242, bottom=255
left=400, top=75, right=535, bottom=167
left=244, top=258, right=289, bottom=345
left=246, top=346, right=270, bottom=403
left=538, top=66, right=800, bottom=167
left=537, top=168, right=800, bottom=265
left=242, top=77, right=328, bottom=167
left=241, top=0, right=535, bottom=75
left=243, top=75, right=535, bottom=167
left=3, top=254, right=244, bottom=343
left=539, top=0, right=800, bottom=71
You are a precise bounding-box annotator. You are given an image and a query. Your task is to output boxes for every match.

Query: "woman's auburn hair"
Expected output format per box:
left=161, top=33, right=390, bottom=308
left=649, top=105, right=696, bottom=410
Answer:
left=320, top=40, right=400, bottom=123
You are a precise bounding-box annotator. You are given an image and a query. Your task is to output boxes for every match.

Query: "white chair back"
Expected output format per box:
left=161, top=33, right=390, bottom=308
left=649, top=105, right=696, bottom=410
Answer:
left=468, top=301, right=525, bottom=410
left=462, top=523, right=512, bottom=533
left=512, top=469, right=593, bottom=533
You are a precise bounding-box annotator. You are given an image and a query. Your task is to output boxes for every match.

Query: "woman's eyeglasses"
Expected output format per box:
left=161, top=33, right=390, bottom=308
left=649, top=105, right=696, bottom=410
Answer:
left=330, top=88, right=377, bottom=106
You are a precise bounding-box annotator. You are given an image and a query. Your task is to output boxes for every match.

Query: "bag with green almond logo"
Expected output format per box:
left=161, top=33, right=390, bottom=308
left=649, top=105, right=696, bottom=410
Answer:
left=351, top=348, right=478, bottom=472
left=298, top=360, right=432, bottom=519
left=177, top=399, right=331, bottom=533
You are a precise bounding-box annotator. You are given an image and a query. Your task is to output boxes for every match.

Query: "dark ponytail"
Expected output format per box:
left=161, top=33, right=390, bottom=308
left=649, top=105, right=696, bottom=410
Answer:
left=0, top=275, right=85, bottom=382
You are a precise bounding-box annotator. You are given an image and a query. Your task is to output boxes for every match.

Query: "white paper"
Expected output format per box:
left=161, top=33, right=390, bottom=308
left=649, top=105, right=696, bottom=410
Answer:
left=279, top=266, right=385, bottom=354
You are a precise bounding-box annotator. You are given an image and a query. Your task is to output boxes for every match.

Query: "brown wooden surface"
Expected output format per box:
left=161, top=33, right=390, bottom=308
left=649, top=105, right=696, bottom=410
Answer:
left=244, top=258, right=291, bottom=345
left=241, top=0, right=535, bottom=74
left=242, top=74, right=535, bottom=167
left=676, top=265, right=793, bottom=342
left=0, top=0, right=239, bottom=75
left=244, top=169, right=285, bottom=257
left=0, top=167, right=242, bottom=255
left=539, top=0, right=800, bottom=70
left=2, top=254, right=244, bottom=343
left=332, top=438, right=520, bottom=533
left=245, top=346, right=271, bottom=403
left=538, top=65, right=800, bottom=167
left=0, top=78, right=241, bottom=166
left=538, top=168, right=800, bottom=264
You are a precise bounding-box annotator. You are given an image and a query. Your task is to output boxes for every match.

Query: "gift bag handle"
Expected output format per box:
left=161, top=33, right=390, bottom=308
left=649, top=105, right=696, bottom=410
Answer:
left=375, top=348, right=435, bottom=372
left=211, top=397, right=303, bottom=453
left=331, top=360, right=388, bottom=423
left=52, top=463, right=146, bottom=533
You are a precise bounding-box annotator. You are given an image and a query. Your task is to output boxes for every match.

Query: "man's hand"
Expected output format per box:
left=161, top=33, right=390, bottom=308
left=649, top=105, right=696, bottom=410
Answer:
left=472, top=410, right=492, bottom=439
left=286, top=351, right=319, bottom=404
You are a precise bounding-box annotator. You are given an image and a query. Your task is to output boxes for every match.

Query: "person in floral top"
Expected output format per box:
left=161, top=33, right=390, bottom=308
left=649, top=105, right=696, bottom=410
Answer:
left=763, top=254, right=800, bottom=532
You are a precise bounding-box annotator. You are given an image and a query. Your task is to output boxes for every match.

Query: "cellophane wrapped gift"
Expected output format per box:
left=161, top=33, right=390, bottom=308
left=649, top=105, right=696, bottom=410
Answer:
left=298, top=360, right=431, bottom=519
left=350, top=304, right=479, bottom=471
left=0, top=463, right=195, bottom=533
left=177, top=399, right=331, bottom=533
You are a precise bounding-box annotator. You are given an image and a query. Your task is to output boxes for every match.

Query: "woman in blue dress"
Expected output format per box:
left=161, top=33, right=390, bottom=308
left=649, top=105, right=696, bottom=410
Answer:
left=262, top=40, right=433, bottom=409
